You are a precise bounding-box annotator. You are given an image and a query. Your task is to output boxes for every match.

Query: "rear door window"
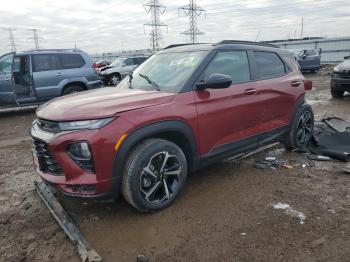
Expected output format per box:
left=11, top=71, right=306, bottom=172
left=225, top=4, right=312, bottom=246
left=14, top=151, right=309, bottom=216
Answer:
left=202, top=50, right=251, bottom=84
left=254, top=51, right=286, bottom=79
left=60, top=54, right=85, bottom=69
left=33, top=54, right=60, bottom=72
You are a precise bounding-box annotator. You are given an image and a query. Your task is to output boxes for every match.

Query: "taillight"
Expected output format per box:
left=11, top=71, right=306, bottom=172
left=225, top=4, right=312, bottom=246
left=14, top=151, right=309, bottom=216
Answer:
left=92, top=63, right=97, bottom=69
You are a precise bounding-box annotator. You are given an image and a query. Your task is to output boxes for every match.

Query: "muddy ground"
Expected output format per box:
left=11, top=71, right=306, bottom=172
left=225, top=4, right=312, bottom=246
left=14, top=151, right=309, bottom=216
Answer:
left=0, top=72, right=349, bottom=262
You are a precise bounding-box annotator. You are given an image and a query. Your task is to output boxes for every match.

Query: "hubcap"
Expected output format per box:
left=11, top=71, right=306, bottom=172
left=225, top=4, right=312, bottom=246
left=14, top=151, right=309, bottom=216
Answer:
left=140, top=151, right=182, bottom=204
left=296, top=111, right=313, bottom=146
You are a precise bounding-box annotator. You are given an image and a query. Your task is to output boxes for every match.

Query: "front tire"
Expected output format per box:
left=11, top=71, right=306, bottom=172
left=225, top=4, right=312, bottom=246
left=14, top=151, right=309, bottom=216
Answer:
left=283, top=104, right=314, bottom=150
left=122, top=139, right=187, bottom=213
left=109, top=74, right=121, bottom=86
left=331, top=86, right=344, bottom=98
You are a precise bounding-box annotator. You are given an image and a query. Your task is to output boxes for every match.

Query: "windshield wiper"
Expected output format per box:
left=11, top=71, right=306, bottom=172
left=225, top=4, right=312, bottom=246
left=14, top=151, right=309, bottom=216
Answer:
left=138, top=73, right=160, bottom=90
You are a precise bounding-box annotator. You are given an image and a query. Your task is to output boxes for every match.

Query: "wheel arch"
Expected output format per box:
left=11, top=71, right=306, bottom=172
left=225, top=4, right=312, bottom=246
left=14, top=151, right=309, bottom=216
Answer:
left=61, top=81, right=87, bottom=95
left=109, top=120, right=199, bottom=198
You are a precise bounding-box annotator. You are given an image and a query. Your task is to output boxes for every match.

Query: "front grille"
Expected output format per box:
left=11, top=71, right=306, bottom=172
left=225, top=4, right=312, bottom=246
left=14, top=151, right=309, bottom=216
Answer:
left=340, top=70, right=350, bottom=78
left=33, top=138, right=63, bottom=175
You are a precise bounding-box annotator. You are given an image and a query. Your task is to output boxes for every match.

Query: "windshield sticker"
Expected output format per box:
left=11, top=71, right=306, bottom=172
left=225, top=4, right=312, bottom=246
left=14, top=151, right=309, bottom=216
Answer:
left=169, top=57, right=195, bottom=67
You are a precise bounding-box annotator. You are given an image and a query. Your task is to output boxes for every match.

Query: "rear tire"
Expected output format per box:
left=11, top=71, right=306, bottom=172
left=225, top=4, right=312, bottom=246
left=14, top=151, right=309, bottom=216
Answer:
left=62, top=85, right=85, bottom=96
left=122, top=138, right=187, bottom=213
left=283, top=104, right=314, bottom=150
left=331, top=86, right=344, bottom=98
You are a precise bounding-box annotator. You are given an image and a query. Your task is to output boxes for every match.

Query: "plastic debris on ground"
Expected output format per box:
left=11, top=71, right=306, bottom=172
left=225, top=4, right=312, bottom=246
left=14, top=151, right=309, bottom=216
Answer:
left=272, top=202, right=306, bottom=224
left=254, top=157, right=294, bottom=170
left=310, top=117, right=350, bottom=162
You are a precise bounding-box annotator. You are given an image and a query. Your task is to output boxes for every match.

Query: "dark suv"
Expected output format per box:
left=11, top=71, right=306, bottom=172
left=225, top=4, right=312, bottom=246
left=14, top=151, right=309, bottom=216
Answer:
left=30, top=41, right=314, bottom=212
left=330, top=56, right=350, bottom=98
left=0, top=49, right=102, bottom=107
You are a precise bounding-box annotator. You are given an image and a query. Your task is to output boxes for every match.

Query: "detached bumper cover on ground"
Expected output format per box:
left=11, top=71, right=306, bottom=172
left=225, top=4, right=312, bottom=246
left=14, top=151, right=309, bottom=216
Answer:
left=34, top=181, right=102, bottom=262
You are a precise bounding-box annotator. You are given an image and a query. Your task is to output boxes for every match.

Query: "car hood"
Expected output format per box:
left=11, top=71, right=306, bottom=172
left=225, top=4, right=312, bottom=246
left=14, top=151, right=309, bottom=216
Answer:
left=336, top=59, right=350, bottom=70
left=36, top=87, right=176, bottom=121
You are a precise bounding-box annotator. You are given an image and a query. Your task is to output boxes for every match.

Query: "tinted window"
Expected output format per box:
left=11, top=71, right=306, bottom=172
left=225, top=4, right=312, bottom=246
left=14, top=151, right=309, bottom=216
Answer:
left=203, top=51, right=250, bottom=84
left=254, top=51, right=286, bottom=79
left=135, top=57, right=147, bottom=65
left=60, top=54, right=85, bottom=69
left=123, top=58, right=134, bottom=66
left=0, top=53, right=14, bottom=74
left=33, top=54, right=60, bottom=72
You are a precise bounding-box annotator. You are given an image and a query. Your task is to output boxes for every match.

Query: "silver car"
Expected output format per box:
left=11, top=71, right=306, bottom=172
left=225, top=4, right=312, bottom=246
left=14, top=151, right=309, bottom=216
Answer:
left=0, top=49, right=102, bottom=107
left=99, top=56, right=148, bottom=85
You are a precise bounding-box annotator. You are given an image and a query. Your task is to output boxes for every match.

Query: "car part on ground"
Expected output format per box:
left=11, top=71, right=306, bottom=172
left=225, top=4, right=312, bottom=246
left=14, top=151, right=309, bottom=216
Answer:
left=30, top=41, right=313, bottom=212
left=310, top=117, right=350, bottom=162
left=34, top=181, right=102, bottom=262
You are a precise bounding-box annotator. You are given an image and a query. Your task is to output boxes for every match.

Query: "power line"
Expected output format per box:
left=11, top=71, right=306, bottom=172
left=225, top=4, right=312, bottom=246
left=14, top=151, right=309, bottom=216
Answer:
left=179, top=0, right=206, bottom=44
left=143, top=0, right=168, bottom=52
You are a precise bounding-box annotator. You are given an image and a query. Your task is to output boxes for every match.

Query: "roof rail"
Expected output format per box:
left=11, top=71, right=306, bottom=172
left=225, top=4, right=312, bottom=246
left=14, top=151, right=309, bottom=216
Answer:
left=163, top=43, right=208, bottom=49
left=214, top=40, right=280, bottom=48
left=30, top=48, right=83, bottom=53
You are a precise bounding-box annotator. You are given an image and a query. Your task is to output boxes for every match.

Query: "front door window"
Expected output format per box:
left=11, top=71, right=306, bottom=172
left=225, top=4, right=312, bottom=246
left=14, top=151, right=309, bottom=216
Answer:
left=0, top=53, right=14, bottom=74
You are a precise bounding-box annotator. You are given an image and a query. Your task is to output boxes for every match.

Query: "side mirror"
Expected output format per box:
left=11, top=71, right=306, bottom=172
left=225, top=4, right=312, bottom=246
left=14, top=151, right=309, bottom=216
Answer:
left=196, top=73, right=232, bottom=90
left=304, top=80, right=312, bottom=91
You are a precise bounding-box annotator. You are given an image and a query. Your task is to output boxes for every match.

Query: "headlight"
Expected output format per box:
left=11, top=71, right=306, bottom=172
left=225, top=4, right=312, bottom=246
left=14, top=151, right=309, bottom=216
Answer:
left=58, top=118, right=113, bottom=131
left=333, top=65, right=340, bottom=72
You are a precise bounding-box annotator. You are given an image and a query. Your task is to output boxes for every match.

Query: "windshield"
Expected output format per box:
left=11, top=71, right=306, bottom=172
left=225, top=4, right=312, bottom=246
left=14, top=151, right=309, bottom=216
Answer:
left=110, top=57, right=124, bottom=67
left=118, top=51, right=207, bottom=93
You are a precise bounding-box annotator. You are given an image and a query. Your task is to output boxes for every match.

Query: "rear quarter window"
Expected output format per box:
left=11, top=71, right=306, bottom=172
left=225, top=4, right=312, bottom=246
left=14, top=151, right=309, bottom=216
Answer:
left=60, top=54, right=85, bottom=69
left=254, top=51, right=286, bottom=79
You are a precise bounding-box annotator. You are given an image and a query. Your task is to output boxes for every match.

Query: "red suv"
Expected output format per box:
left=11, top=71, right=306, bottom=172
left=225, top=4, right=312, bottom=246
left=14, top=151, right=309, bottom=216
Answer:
left=31, top=41, right=314, bottom=212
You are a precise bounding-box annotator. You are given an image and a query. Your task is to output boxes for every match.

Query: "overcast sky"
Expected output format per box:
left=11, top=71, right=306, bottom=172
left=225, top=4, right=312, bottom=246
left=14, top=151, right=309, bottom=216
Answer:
left=0, top=0, right=349, bottom=54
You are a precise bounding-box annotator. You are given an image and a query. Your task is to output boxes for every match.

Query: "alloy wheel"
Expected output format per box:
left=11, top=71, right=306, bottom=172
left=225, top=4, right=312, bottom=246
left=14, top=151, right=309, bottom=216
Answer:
left=111, top=75, right=120, bottom=85
left=296, top=111, right=313, bottom=146
left=139, top=151, right=182, bottom=204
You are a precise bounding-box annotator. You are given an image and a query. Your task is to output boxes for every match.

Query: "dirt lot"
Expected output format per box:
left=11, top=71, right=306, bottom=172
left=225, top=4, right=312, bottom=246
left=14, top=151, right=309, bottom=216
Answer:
left=1, top=72, right=349, bottom=262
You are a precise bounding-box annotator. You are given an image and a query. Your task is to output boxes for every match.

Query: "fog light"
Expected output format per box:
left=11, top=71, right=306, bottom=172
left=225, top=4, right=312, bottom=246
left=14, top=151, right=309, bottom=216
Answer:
left=68, top=142, right=95, bottom=173
left=69, top=142, right=91, bottom=160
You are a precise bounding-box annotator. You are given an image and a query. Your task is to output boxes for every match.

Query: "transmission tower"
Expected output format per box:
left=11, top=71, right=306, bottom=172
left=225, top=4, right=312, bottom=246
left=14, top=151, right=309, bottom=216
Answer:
left=29, top=29, right=41, bottom=49
left=179, top=0, right=206, bottom=44
left=143, top=0, right=167, bottom=52
left=7, top=28, right=16, bottom=51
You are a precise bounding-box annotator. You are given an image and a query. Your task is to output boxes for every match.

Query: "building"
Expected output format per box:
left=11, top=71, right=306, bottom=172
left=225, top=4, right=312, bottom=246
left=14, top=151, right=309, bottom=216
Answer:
left=266, top=36, right=350, bottom=64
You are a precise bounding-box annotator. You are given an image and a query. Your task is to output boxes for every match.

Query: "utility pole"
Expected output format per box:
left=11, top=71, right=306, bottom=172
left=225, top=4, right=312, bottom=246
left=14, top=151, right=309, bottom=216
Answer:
left=300, top=18, right=304, bottom=39
left=7, top=28, right=16, bottom=51
left=179, top=0, right=206, bottom=44
left=143, top=0, right=167, bottom=52
left=29, top=28, right=40, bottom=49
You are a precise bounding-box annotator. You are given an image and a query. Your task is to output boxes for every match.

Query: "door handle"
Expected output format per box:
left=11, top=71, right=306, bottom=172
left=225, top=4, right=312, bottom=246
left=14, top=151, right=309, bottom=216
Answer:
left=291, top=81, right=301, bottom=87
left=244, top=89, right=257, bottom=95
left=56, top=72, right=64, bottom=76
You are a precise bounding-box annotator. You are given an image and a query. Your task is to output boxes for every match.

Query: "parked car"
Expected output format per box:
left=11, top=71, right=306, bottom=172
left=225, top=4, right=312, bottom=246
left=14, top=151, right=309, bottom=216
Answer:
left=30, top=41, right=313, bottom=212
left=93, top=60, right=110, bottom=70
left=99, top=55, right=148, bottom=85
left=291, top=49, right=321, bottom=72
left=330, top=55, right=350, bottom=98
left=0, top=49, right=102, bottom=107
